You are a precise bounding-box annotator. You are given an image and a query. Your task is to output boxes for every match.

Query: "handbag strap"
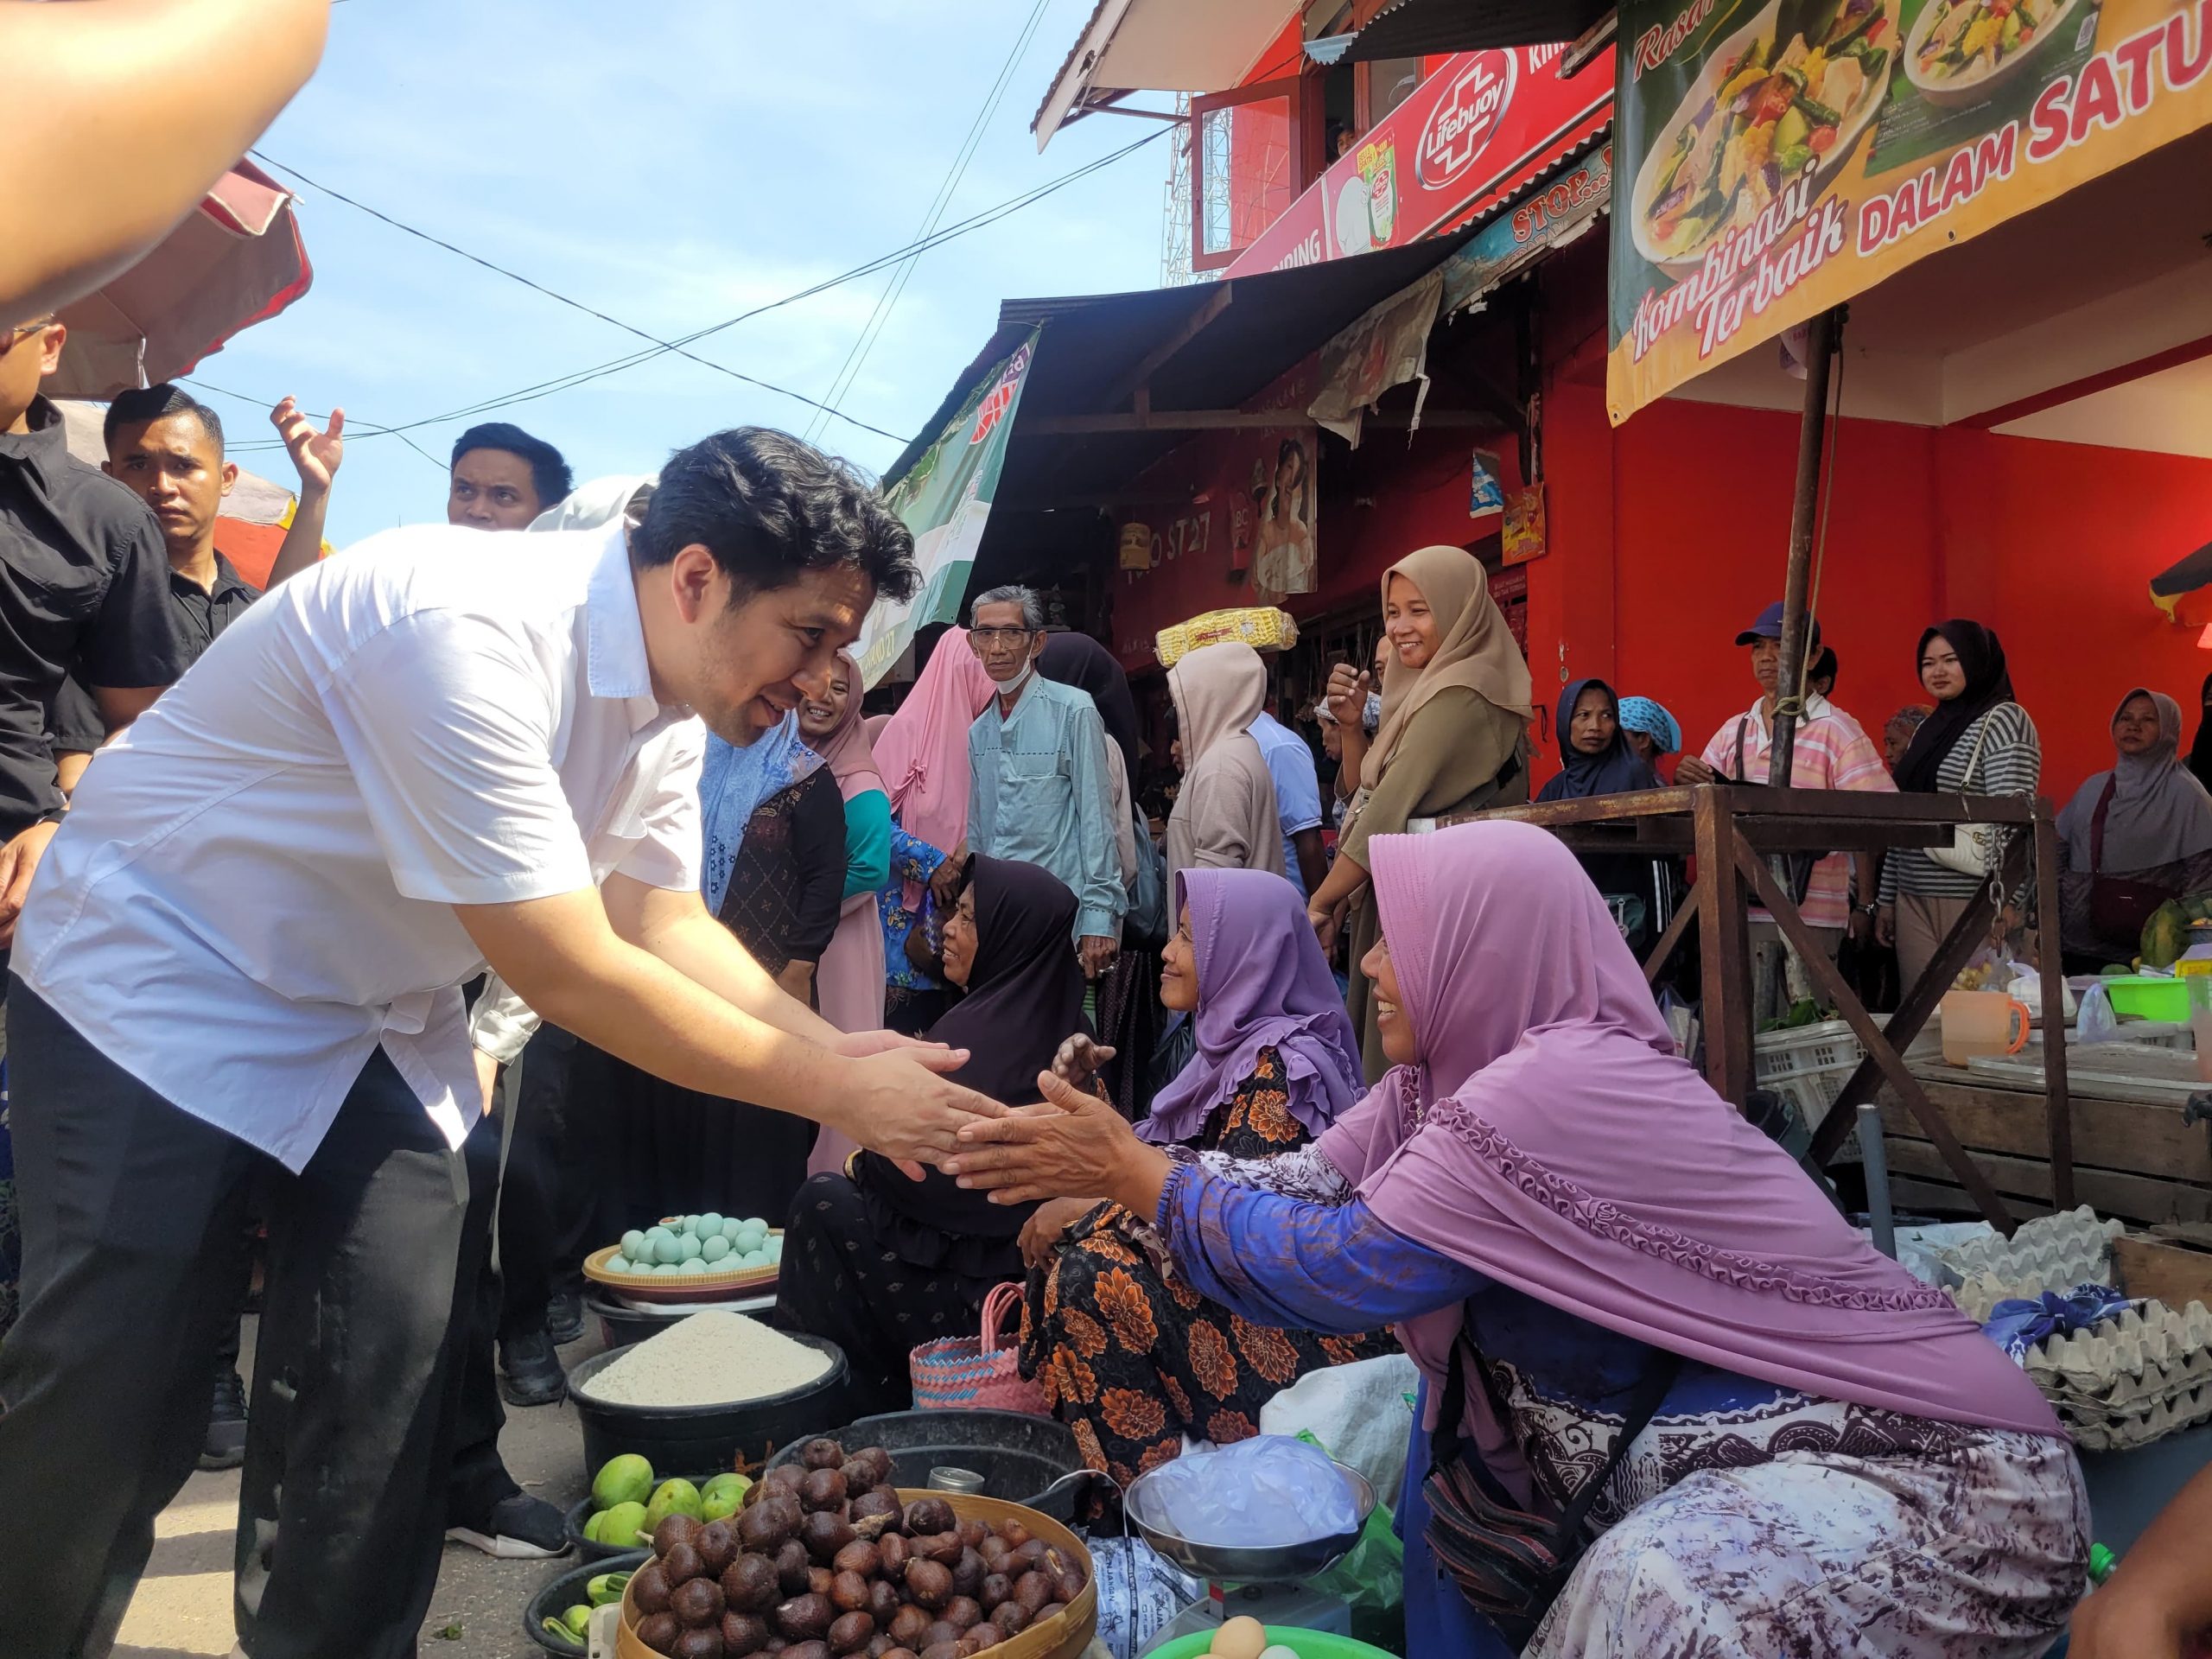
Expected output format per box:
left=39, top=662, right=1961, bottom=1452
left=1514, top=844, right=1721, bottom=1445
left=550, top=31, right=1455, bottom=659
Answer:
left=2090, top=773, right=2119, bottom=876
left=979, top=1281, right=1023, bottom=1354
left=1732, top=717, right=1750, bottom=783
left=1427, top=1313, right=1682, bottom=1538
left=1955, top=709, right=1995, bottom=791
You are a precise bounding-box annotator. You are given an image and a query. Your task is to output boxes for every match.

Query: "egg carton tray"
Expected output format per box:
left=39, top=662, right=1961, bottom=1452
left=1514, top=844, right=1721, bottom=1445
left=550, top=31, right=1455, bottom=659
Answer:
left=1938, top=1206, right=2123, bottom=1291
left=2025, top=1301, right=2212, bottom=1411
left=2059, top=1382, right=2212, bottom=1452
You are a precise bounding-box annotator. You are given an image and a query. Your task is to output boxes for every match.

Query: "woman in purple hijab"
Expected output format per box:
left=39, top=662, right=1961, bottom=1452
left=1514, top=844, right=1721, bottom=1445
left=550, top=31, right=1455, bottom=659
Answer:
left=952, top=822, right=2088, bottom=1658
left=1017, top=868, right=1391, bottom=1484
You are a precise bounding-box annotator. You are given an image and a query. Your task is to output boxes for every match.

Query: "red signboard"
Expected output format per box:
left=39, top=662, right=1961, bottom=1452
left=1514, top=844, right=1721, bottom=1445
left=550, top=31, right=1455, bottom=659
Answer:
left=1224, top=46, right=1616, bottom=277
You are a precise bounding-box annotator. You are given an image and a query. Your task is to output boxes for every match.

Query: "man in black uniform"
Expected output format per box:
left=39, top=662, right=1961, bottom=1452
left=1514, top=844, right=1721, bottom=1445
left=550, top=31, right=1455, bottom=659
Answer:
left=0, top=320, right=183, bottom=975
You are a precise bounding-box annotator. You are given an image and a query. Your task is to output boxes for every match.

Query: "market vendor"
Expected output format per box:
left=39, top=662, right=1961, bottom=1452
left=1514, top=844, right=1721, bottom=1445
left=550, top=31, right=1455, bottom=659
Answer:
left=1020, top=868, right=1394, bottom=1484
left=0, top=427, right=1005, bottom=1659
left=948, top=820, right=2088, bottom=1659
left=2055, top=687, right=2212, bottom=969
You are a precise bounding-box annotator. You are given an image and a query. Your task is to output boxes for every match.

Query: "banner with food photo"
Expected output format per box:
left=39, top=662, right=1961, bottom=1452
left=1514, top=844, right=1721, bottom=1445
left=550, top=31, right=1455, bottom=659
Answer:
left=1606, top=0, right=2212, bottom=421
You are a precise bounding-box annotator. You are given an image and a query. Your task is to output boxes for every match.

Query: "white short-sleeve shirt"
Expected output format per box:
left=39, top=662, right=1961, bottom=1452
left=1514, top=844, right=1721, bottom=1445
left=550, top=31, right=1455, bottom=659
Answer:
left=16, top=518, right=705, bottom=1170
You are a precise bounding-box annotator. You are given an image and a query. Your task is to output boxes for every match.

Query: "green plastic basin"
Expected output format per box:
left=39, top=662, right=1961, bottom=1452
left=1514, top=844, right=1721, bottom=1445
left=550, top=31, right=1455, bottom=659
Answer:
left=1145, top=1627, right=1400, bottom=1659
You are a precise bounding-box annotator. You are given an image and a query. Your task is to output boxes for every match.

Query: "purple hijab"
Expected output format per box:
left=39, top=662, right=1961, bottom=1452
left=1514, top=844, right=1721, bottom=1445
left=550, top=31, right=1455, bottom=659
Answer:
left=1139, top=868, right=1365, bottom=1147
left=1314, top=820, right=2060, bottom=1459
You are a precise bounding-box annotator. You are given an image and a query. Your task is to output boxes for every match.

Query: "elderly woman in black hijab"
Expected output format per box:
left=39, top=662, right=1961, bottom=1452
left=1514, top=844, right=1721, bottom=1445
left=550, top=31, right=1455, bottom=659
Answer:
left=1875, top=621, right=2041, bottom=988
left=1535, top=677, right=1669, bottom=954
left=778, top=855, right=1088, bottom=1416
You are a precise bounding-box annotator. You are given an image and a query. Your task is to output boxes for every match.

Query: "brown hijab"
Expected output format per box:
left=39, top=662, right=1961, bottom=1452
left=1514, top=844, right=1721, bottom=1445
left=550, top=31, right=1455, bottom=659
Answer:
left=1363, top=544, right=1533, bottom=791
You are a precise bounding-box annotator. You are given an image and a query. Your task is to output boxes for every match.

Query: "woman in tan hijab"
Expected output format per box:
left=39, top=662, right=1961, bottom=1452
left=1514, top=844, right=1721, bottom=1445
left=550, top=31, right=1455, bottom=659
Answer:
left=1306, top=543, right=1534, bottom=1077
left=1166, top=640, right=1287, bottom=879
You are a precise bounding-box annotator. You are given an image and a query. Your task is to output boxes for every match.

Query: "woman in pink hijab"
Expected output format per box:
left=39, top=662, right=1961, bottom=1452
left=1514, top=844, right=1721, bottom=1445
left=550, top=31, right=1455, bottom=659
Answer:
left=947, top=820, right=2087, bottom=1657
left=798, top=651, right=892, bottom=1178
left=871, top=627, right=998, bottom=1034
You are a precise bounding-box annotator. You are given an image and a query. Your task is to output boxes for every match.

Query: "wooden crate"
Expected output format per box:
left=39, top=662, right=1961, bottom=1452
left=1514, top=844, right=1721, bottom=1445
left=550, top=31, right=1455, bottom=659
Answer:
left=2113, top=1236, right=2212, bottom=1311
left=1868, top=1077, right=2212, bottom=1227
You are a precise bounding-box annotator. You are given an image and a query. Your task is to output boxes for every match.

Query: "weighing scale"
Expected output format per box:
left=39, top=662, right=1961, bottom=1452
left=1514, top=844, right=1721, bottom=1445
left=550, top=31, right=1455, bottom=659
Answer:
left=1123, top=1459, right=1376, bottom=1651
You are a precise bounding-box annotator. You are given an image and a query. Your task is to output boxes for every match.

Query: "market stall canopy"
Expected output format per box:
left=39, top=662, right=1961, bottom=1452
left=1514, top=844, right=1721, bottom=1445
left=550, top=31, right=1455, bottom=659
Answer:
left=51, top=162, right=311, bottom=401
left=1341, top=0, right=1617, bottom=57
left=1033, top=0, right=1300, bottom=148
left=55, top=398, right=302, bottom=588
left=981, top=232, right=1478, bottom=499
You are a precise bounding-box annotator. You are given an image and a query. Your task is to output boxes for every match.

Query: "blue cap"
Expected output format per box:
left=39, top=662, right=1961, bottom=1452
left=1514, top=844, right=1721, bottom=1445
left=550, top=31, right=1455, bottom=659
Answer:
left=1735, top=601, right=1821, bottom=650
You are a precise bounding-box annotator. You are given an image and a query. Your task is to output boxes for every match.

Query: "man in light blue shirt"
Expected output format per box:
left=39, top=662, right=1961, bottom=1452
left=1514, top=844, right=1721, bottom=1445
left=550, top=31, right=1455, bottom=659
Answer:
left=1249, top=707, right=1327, bottom=897
left=965, top=585, right=1124, bottom=975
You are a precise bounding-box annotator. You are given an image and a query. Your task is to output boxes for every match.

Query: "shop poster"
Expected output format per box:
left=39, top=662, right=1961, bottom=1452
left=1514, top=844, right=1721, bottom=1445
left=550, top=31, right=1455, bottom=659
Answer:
left=855, top=330, right=1037, bottom=687
left=1606, top=0, right=2212, bottom=422
left=1243, top=428, right=1320, bottom=603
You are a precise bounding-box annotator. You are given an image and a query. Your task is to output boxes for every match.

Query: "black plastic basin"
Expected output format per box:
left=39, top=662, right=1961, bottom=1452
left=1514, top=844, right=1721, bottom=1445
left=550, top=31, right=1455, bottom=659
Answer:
left=522, top=1549, right=646, bottom=1655
left=763, top=1408, right=1088, bottom=1520
left=565, top=1333, right=849, bottom=1483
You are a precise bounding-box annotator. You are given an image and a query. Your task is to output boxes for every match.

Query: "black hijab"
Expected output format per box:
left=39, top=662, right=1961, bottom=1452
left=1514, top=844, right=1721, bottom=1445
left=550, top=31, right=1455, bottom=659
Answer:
left=1892, top=620, right=2015, bottom=793
left=1536, top=677, right=1659, bottom=801
left=1039, top=632, right=1140, bottom=781
left=857, top=855, right=1092, bottom=1239
left=2189, top=672, right=2212, bottom=793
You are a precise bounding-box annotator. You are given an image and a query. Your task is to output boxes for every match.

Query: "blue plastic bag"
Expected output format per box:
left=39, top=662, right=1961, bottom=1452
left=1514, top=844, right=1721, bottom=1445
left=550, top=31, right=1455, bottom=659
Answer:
left=1137, top=1434, right=1358, bottom=1546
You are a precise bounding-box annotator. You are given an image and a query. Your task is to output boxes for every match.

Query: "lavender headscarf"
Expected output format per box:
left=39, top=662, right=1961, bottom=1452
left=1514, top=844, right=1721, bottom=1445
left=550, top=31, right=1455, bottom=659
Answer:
left=1314, top=820, right=2061, bottom=1457
left=1138, top=868, right=1364, bottom=1147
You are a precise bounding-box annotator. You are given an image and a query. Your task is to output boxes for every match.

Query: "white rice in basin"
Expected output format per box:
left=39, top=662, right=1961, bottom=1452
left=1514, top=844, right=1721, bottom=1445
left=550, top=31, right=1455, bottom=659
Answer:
left=577, top=1310, right=834, bottom=1408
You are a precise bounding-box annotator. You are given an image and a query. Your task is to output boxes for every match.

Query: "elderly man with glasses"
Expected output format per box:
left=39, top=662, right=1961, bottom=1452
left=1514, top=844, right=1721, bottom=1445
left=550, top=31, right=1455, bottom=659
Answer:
left=963, top=585, right=1124, bottom=976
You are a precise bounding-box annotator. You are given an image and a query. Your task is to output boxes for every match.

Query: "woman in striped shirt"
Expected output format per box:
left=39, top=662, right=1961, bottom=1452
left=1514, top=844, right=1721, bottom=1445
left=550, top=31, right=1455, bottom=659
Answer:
left=1877, top=620, right=2041, bottom=988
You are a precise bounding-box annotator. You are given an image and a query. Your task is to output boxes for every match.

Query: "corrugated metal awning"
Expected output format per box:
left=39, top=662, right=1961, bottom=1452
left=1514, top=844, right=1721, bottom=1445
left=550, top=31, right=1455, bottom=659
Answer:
left=1343, top=0, right=1612, bottom=58
left=1033, top=0, right=1301, bottom=149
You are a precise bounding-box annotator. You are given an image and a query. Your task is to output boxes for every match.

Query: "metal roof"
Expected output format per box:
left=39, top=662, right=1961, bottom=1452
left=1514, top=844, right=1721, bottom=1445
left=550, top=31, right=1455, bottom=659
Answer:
left=1343, top=0, right=1614, bottom=59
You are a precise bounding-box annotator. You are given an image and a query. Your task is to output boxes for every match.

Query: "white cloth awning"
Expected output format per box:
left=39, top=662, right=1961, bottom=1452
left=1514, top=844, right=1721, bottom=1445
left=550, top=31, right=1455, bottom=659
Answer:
left=1033, top=0, right=1300, bottom=149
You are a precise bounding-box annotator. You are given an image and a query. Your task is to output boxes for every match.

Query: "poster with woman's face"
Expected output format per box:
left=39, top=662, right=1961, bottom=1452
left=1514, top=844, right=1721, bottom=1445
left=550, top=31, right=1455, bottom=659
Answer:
left=1248, top=429, right=1317, bottom=603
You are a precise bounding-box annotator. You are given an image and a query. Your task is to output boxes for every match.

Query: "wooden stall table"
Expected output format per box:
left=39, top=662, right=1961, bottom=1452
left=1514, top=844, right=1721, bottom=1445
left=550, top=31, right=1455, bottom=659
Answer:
left=1465, top=784, right=2076, bottom=1234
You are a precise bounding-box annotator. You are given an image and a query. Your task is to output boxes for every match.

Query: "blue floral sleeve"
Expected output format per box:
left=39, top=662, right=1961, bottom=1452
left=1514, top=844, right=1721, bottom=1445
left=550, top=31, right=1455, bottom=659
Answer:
left=1156, top=1163, right=1484, bottom=1333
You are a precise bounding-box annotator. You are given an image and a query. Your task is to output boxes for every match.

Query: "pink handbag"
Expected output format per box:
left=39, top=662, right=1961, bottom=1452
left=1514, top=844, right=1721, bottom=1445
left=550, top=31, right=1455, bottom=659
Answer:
left=909, top=1282, right=1050, bottom=1414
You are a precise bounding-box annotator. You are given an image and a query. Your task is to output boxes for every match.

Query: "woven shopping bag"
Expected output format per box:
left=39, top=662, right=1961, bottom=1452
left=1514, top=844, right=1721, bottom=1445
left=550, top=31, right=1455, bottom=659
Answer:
left=909, top=1281, right=1049, bottom=1414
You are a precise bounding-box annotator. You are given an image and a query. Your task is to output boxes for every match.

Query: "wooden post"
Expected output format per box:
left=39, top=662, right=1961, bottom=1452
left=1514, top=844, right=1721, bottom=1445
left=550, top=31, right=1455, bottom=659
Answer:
left=2035, top=803, right=2077, bottom=1210
left=1769, top=306, right=1842, bottom=785
left=1695, top=787, right=1753, bottom=1105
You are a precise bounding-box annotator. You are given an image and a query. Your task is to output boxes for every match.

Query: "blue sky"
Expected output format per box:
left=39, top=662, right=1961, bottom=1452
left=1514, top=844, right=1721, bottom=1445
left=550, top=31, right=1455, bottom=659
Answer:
left=202, top=0, right=1171, bottom=545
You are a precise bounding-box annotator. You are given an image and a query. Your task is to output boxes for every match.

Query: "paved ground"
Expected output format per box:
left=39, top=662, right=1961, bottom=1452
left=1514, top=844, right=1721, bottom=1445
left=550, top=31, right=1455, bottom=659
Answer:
left=116, top=1318, right=607, bottom=1659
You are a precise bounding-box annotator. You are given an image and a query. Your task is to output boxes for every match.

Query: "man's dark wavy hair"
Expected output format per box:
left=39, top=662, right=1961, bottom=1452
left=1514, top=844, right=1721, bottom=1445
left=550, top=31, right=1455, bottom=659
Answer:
left=635, top=427, right=917, bottom=604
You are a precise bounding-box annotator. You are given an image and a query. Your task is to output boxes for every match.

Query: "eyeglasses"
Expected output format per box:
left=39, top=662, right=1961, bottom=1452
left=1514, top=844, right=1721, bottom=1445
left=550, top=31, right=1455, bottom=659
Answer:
left=0, top=318, right=55, bottom=353
left=969, top=627, right=1038, bottom=647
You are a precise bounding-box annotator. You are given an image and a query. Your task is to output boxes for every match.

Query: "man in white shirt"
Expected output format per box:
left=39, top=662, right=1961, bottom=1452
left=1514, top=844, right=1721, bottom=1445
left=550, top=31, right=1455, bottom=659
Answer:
left=0, top=428, right=999, bottom=1659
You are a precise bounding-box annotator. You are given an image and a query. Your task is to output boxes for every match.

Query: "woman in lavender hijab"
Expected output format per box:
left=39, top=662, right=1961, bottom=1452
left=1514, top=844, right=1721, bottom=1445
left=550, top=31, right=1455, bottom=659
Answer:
left=1016, top=868, right=1393, bottom=1483
left=957, top=821, right=2087, bottom=1657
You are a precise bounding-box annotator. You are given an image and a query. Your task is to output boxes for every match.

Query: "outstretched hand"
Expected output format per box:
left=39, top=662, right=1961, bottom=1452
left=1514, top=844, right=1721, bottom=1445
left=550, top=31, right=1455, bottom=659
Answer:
left=841, top=1044, right=995, bottom=1182
left=944, top=1069, right=1163, bottom=1209
left=1051, top=1033, right=1117, bottom=1093
left=270, top=395, right=343, bottom=494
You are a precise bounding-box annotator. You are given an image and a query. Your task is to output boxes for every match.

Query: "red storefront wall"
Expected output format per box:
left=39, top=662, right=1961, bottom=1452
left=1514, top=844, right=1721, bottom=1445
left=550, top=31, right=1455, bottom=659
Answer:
left=1107, top=232, right=2212, bottom=804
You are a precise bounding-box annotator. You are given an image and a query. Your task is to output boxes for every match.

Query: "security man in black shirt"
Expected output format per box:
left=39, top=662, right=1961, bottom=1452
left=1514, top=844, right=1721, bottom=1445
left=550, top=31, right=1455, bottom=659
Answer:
left=0, top=315, right=185, bottom=963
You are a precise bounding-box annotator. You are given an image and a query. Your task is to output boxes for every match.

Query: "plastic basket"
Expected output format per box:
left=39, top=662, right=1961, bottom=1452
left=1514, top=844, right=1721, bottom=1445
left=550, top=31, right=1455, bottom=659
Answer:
left=910, top=1281, right=1050, bottom=1414
left=1752, top=1017, right=1874, bottom=1130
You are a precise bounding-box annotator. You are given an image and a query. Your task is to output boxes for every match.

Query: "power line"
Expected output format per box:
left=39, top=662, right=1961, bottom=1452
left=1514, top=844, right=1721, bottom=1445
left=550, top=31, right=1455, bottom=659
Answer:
left=250, top=151, right=906, bottom=443
left=181, top=376, right=451, bottom=472
left=226, top=128, right=1166, bottom=454
left=802, top=0, right=1054, bottom=443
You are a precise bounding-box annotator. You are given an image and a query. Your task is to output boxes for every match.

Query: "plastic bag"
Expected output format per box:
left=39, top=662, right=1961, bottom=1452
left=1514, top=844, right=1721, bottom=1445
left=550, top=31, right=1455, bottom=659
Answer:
left=1258, top=1353, right=1419, bottom=1505
left=2003, top=960, right=2075, bottom=1020
left=1294, top=1431, right=1403, bottom=1622
left=1954, top=944, right=2007, bottom=993
left=2076, top=981, right=2120, bottom=1044
left=1135, top=1434, right=1358, bottom=1546
left=1086, top=1535, right=1201, bottom=1659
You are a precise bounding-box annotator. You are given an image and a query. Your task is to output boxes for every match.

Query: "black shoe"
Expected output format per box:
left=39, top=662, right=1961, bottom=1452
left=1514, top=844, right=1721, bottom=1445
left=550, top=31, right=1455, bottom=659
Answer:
left=444, top=1491, right=571, bottom=1560
left=546, top=1289, right=586, bottom=1346
left=199, top=1369, right=248, bottom=1471
left=498, top=1329, right=566, bottom=1408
